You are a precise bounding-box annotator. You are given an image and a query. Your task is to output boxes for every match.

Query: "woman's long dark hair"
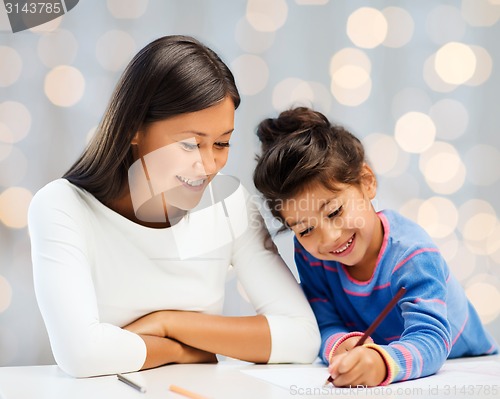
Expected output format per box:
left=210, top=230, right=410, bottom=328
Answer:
left=63, top=35, right=240, bottom=203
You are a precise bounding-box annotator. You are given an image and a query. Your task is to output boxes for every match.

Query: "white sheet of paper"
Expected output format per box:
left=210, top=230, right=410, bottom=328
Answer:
left=240, top=360, right=500, bottom=393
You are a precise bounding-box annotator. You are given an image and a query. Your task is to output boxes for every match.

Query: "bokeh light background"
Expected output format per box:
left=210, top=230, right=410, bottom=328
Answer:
left=0, top=0, right=499, bottom=366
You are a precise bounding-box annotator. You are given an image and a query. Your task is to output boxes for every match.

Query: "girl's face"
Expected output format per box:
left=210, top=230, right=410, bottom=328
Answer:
left=129, top=96, right=235, bottom=221
left=280, top=166, right=383, bottom=278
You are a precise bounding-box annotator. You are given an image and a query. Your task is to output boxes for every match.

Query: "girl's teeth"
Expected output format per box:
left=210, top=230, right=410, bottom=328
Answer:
left=333, top=236, right=354, bottom=254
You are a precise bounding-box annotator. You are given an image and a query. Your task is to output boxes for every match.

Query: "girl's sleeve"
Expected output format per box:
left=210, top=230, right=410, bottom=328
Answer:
left=363, top=249, right=452, bottom=385
left=228, top=188, right=320, bottom=363
left=28, top=183, right=146, bottom=377
left=294, top=243, right=364, bottom=364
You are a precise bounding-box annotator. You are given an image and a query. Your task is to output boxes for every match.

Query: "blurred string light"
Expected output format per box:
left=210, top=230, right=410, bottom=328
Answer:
left=363, top=133, right=409, bottom=177
left=0, top=187, right=33, bottom=229
left=246, top=0, right=288, bottom=32
left=37, top=29, right=78, bottom=68
left=395, top=112, right=436, bottom=153
left=417, top=196, right=458, bottom=239
left=434, top=42, right=476, bottom=85
left=235, top=17, right=275, bottom=53
left=419, top=141, right=466, bottom=195
left=0, top=47, right=22, bottom=87
left=381, top=7, right=414, bottom=48
left=0, top=101, right=31, bottom=142
left=295, top=0, right=329, bottom=5
left=44, top=65, right=85, bottom=107
left=461, top=0, right=500, bottom=27
left=347, top=7, right=388, bottom=49
left=466, top=280, right=500, bottom=324
left=329, top=48, right=371, bottom=106
left=0, top=275, right=12, bottom=313
left=230, top=54, right=269, bottom=96
left=106, top=0, right=149, bottom=19
left=272, top=78, right=331, bottom=115
left=95, top=30, right=136, bottom=72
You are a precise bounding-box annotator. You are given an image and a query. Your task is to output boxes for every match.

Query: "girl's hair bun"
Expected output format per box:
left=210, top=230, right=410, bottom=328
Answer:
left=256, top=107, right=330, bottom=151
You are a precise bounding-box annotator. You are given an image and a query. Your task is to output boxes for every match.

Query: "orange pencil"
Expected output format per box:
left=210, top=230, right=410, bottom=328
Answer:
left=324, top=287, right=406, bottom=386
left=169, top=384, right=211, bottom=399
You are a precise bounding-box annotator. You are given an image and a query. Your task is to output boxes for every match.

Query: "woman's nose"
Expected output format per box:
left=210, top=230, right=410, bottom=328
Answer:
left=194, top=148, right=218, bottom=175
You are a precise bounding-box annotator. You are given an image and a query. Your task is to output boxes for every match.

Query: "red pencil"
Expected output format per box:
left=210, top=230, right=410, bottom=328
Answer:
left=324, top=287, right=406, bottom=386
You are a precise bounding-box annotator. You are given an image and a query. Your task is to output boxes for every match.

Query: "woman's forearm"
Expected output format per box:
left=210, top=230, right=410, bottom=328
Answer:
left=163, top=312, right=272, bottom=363
left=139, top=334, right=217, bottom=370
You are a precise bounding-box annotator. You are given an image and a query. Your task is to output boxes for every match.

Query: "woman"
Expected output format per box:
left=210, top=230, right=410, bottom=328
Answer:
left=28, top=35, right=320, bottom=378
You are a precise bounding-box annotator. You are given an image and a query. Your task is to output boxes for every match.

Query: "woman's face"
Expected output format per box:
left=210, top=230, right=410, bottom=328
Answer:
left=128, top=96, right=235, bottom=222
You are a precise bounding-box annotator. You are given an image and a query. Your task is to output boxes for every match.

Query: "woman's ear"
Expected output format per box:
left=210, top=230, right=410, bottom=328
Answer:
left=131, top=131, right=140, bottom=146
left=360, top=163, right=377, bottom=199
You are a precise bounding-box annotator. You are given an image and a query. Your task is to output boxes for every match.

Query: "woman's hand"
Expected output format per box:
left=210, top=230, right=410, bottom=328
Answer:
left=123, top=311, right=171, bottom=337
left=328, top=346, right=387, bottom=387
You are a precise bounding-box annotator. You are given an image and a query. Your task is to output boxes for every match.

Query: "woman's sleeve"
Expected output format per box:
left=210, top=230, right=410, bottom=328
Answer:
left=227, top=188, right=321, bottom=363
left=28, top=183, right=146, bottom=377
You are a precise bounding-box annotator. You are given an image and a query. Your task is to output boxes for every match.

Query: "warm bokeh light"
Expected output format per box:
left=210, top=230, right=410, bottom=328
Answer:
left=463, top=213, right=497, bottom=242
left=426, top=5, right=465, bottom=45
left=95, top=30, right=136, bottom=72
left=0, top=101, right=31, bottom=142
left=0, top=275, right=12, bottom=313
left=363, top=133, right=400, bottom=175
left=465, top=45, right=493, bottom=86
left=0, top=46, right=22, bottom=87
left=37, top=29, right=78, bottom=68
left=0, top=187, right=33, bottom=229
left=423, top=54, right=457, bottom=93
left=465, top=145, right=500, bottom=186
left=347, top=7, right=388, bottom=49
left=418, top=197, right=458, bottom=239
left=461, top=0, right=500, bottom=27
left=419, top=141, right=466, bottom=194
left=382, top=7, right=414, bottom=48
left=0, top=148, right=28, bottom=187
left=235, top=17, right=275, bottom=53
left=44, top=65, right=85, bottom=107
left=272, top=78, right=331, bottom=115
left=106, top=0, right=148, bottom=19
left=28, top=15, right=62, bottom=33
left=231, top=54, right=269, bottom=96
left=434, top=42, right=476, bottom=85
left=458, top=200, right=497, bottom=255
left=246, top=0, right=288, bottom=32
left=429, top=99, right=468, bottom=140
left=329, top=48, right=372, bottom=106
left=399, top=198, right=424, bottom=222
left=395, top=112, right=436, bottom=153
left=466, top=282, right=500, bottom=324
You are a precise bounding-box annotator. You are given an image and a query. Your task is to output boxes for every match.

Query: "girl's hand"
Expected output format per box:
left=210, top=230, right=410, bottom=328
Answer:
left=123, top=311, right=171, bottom=337
left=333, top=336, right=373, bottom=355
left=328, top=346, right=387, bottom=387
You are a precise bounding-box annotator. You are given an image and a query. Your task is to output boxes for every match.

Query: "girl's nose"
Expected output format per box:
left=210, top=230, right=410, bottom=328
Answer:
left=318, top=223, right=342, bottom=253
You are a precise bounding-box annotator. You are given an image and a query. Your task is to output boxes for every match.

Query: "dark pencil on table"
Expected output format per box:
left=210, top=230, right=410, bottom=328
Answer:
left=324, top=287, right=407, bottom=386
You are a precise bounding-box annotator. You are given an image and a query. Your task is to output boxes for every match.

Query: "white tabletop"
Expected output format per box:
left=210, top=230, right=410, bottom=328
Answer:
left=0, top=356, right=499, bottom=399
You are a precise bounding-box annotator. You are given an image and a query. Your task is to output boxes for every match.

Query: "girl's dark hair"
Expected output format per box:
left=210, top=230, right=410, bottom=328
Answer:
left=63, top=35, right=240, bottom=202
left=253, top=107, right=365, bottom=224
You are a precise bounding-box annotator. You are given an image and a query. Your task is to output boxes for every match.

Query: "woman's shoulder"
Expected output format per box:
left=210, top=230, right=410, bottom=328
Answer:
left=29, top=178, right=91, bottom=217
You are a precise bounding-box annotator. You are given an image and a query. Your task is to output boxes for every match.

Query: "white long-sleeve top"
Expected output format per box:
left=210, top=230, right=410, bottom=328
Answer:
left=28, top=178, right=320, bottom=377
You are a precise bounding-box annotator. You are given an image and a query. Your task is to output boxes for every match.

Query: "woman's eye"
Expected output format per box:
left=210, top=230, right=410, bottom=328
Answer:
left=299, top=227, right=313, bottom=237
left=215, top=141, right=230, bottom=149
left=327, top=205, right=343, bottom=219
left=180, top=142, right=199, bottom=151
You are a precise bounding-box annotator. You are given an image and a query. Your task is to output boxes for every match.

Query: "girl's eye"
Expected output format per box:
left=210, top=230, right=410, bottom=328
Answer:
left=215, top=141, right=230, bottom=149
left=299, top=227, right=313, bottom=237
left=180, top=142, right=199, bottom=151
left=327, top=205, right=343, bottom=219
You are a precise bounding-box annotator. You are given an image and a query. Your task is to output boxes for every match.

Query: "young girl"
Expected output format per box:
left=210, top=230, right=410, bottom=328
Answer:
left=253, top=107, right=498, bottom=387
left=28, top=36, right=320, bottom=378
